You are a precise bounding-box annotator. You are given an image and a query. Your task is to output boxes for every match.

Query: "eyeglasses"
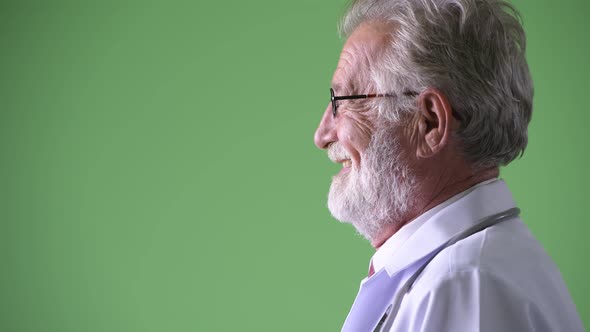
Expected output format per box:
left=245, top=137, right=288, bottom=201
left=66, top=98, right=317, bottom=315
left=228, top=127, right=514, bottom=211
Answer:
left=330, top=88, right=418, bottom=118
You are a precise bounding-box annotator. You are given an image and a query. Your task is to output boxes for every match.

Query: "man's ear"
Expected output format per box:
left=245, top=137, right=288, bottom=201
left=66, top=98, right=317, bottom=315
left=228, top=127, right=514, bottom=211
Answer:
left=414, top=88, right=453, bottom=158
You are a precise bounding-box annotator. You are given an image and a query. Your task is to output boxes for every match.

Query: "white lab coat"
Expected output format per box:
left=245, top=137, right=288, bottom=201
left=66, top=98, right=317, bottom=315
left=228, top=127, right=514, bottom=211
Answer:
left=341, top=179, right=585, bottom=332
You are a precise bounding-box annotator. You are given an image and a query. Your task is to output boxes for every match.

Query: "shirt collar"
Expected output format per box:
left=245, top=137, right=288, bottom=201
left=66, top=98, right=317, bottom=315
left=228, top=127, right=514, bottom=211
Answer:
left=369, top=178, right=506, bottom=275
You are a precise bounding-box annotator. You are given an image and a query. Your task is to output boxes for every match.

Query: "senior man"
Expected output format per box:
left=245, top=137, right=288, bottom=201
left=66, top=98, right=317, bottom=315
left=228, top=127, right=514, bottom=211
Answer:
left=314, top=0, right=584, bottom=331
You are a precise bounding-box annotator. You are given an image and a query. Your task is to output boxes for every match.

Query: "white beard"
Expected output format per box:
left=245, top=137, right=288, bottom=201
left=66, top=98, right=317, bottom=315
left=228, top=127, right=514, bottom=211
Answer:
left=327, top=126, right=415, bottom=242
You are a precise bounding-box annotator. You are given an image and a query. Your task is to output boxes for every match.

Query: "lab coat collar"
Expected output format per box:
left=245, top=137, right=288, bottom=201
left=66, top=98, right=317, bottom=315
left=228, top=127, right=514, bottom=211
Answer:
left=379, top=179, right=516, bottom=277
left=369, top=178, right=498, bottom=275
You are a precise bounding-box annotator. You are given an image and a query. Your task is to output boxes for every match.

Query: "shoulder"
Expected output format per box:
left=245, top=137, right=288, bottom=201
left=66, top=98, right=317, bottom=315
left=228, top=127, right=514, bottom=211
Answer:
left=390, top=220, right=584, bottom=332
left=414, top=219, right=555, bottom=294
left=391, top=265, right=551, bottom=332
left=411, top=219, right=559, bottom=302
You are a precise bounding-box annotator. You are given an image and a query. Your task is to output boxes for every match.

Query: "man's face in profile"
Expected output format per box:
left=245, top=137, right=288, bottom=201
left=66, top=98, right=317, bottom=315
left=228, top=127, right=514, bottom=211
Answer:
left=314, top=23, right=417, bottom=242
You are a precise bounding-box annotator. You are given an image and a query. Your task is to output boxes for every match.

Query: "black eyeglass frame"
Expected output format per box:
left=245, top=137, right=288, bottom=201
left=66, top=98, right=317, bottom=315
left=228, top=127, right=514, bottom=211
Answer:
left=330, top=88, right=418, bottom=118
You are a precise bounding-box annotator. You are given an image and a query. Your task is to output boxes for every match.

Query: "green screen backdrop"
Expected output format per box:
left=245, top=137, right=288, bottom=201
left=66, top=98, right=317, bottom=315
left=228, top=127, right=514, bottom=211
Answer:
left=1, top=0, right=588, bottom=331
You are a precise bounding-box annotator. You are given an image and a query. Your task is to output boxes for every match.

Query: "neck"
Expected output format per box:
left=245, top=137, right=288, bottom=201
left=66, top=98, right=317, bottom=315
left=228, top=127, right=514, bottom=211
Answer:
left=370, top=167, right=499, bottom=249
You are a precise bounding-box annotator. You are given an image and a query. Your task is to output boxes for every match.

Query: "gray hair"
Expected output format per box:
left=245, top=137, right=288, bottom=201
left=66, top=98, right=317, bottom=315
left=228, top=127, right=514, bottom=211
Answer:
left=340, top=0, right=533, bottom=168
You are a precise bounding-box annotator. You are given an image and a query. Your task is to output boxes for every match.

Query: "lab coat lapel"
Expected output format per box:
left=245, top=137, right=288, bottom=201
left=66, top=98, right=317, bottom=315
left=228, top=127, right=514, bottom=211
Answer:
left=342, top=254, right=434, bottom=332
left=341, top=267, right=405, bottom=332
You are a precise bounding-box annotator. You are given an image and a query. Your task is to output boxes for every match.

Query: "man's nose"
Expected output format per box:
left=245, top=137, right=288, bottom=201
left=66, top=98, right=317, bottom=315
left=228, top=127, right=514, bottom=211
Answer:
left=314, top=104, right=337, bottom=149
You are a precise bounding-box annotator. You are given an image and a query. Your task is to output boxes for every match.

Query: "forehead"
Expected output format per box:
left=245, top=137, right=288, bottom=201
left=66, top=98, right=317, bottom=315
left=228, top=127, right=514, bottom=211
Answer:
left=333, top=21, right=392, bottom=92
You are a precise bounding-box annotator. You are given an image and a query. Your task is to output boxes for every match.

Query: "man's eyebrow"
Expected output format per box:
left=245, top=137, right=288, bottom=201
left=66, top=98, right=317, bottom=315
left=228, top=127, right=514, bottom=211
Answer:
left=332, top=83, right=343, bottom=94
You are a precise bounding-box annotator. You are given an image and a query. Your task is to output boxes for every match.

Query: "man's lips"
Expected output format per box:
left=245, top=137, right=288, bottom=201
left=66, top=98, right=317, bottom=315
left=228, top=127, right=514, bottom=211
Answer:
left=334, top=159, right=352, bottom=175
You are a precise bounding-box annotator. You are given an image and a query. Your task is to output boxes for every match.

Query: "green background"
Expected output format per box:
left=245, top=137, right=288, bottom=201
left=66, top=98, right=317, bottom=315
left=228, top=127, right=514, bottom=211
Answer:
left=1, top=0, right=588, bottom=331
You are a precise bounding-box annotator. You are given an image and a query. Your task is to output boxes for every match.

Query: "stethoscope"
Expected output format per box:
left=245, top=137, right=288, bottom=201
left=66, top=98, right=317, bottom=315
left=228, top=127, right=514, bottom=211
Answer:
left=373, top=207, right=521, bottom=332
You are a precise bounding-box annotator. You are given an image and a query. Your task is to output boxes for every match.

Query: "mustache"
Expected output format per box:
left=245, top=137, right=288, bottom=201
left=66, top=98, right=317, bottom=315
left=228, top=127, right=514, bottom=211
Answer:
left=327, top=143, right=351, bottom=163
